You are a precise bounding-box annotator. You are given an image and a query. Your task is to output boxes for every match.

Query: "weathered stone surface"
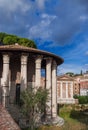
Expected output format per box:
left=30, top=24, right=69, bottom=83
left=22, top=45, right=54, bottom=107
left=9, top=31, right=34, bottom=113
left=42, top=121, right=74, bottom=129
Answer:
left=41, top=116, right=64, bottom=127
left=0, top=104, right=21, bottom=130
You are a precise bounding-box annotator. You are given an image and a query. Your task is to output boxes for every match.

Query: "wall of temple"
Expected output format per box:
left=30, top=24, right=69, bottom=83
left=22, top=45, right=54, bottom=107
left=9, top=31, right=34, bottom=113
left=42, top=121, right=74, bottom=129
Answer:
left=27, top=55, right=35, bottom=87
left=9, top=54, right=36, bottom=104
left=0, top=53, right=37, bottom=104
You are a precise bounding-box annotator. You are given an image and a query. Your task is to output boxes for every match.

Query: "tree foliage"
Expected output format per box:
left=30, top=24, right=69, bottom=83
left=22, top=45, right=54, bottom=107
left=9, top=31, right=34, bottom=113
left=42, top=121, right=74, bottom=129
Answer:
left=18, top=38, right=37, bottom=48
left=3, top=36, right=18, bottom=45
left=0, top=32, right=7, bottom=42
left=74, top=95, right=88, bottom=104
left=0, top=32, right=37, bottom=48
left=20, top=87, right=49, bottom=130
left=66, top=72, right=74, bottom=77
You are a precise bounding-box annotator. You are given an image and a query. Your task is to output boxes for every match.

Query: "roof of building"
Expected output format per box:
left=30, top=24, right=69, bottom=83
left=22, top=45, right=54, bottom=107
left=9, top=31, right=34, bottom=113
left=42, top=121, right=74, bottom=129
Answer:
left=0, top=44, right=64, bottom=65
left=57, top=74, right=74, bottom=81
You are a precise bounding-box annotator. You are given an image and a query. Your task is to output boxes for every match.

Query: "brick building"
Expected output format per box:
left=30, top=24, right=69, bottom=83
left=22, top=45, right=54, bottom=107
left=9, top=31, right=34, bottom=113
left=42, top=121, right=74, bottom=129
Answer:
left=80, top=72, right=88, bottom=96
left=74, top=73, right=88, bottom=96
left=73, top=76, right=81, bottom=96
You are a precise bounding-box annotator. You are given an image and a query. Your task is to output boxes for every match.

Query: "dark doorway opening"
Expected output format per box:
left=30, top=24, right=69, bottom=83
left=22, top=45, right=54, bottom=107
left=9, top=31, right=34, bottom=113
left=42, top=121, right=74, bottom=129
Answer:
left=16, top=84, right=20, bottom=105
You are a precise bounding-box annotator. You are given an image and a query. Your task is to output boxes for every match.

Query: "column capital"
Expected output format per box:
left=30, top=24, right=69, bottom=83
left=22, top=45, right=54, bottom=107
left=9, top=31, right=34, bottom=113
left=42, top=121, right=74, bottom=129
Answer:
left=21, top=53, right=28, bottom=65
left=21, top=53, right=29, bottom=57
left=2, top=54, right=10, bottom=64
left=46, top=57, right=52, bottom=63
left=35, top=55, right=43, bottom=63
left=35, top=55, right=43, bottom=59
left=66, top=81, right=68, bottom=84
left=52, top=60, right=57, bottom=66
left=60, top=81, right=63, bottom=84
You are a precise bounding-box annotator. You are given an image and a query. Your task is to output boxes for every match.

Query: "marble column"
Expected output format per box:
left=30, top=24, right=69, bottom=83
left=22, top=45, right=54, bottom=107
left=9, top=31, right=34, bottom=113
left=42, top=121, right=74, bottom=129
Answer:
left=60, top=82, right=63, bottom=98
left=52, top=60, right=57, bottom=118
left=21, top=54, right=28, bottom=91
left=66, top=82, right=68, bottom=98
left=46, top=57, right=52, bottom=118
left=71, top=82, right=73, bottom=98
left=35, top=55, right=42, bottom=89
left=1, top=54, right=10, bottom=107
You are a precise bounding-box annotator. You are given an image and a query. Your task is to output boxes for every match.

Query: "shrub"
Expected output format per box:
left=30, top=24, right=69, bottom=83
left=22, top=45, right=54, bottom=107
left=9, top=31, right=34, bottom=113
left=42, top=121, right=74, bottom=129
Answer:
left=20, top=87, right=49, bottom=130
left=74, top=95, right=88, bottom=104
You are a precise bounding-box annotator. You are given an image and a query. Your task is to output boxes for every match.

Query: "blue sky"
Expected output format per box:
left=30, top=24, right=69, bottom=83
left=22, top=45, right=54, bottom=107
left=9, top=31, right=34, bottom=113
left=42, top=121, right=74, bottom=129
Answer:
left=0, top=0, right=88, bottom=75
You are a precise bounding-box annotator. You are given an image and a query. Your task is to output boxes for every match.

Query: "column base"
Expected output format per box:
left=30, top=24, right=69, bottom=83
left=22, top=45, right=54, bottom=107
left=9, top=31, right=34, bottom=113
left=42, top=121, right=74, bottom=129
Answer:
left=41, top=116, right=64, bottom=126
left=2, top=95, right=9, bottom=108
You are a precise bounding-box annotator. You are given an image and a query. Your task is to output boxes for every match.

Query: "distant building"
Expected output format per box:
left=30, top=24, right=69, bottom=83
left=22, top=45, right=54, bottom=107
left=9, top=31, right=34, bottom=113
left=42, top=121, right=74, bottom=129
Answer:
left=57, top=75, right=75, bottom=104
left=80, top=72, right=88, bottom=96
left=72, top=72, right=88, bottom=96
left=73, top=76, right=81, bottom=96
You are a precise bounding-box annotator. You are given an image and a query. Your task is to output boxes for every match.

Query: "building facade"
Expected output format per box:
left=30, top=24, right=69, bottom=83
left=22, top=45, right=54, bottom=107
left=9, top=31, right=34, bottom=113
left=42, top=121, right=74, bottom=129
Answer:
left=74, top=73, right=88, bottom=96
left=0, top=43, right=63, bottom=123
left=80, top=72, right=88, bottom=96
left=57, top=75, right=75, bottom=104
left=73, top=76, right=81, bottom=96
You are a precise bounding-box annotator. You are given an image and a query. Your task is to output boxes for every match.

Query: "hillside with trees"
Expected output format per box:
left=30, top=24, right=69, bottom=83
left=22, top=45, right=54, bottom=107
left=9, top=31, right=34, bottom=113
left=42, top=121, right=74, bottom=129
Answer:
left=0, top=32, right=37, bottom=48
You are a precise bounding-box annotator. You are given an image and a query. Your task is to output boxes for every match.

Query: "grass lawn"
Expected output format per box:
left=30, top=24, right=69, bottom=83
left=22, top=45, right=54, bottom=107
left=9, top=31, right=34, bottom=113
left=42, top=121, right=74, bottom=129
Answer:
left=22, top=104, right=88, bottom=130
left=59, top=104, right=88, bottom=130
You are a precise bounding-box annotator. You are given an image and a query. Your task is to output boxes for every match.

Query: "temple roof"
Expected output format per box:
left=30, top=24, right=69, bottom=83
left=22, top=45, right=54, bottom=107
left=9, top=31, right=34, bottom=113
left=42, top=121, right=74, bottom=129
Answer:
left=57, top=74, right=74, bottom=81
left=0, top=44, right=64, bottom=65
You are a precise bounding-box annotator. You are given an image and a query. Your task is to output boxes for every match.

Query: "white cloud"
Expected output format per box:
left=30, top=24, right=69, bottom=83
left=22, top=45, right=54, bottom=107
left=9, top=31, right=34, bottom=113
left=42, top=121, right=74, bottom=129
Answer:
left=29, top=23, right=51, bottom=39
left=57, top=64, right=82, bottom=75
left=0, top=0, right=30, bottom=13
left=85, top=51, right=88, bottom=55
left=28, top=13, right=57, bottom=39
left=36, top=0, right=47, bottom=9
left=80, top=15, right=88, bottom=21
left=41, top=13, right=57, bottom=22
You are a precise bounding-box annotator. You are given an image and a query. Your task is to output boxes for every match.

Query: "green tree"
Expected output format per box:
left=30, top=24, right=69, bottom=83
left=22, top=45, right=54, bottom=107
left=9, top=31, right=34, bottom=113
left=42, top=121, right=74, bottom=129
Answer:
left=18, top=38, right=37, bottom=48
left=20, top=87, right=49, bottom=130
left=66, top=72, right=74, bottom=77
left=0, top=32, right=37, bottom=48
left=3, top=35, right=18, bottom=45
left=0, top=32, right=7, bottom=42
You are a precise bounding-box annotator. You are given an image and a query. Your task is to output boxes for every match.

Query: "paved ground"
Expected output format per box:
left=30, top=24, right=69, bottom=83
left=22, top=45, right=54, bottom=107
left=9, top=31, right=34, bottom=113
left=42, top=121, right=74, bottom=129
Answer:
left=0, top=104, right=21, bottom=130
